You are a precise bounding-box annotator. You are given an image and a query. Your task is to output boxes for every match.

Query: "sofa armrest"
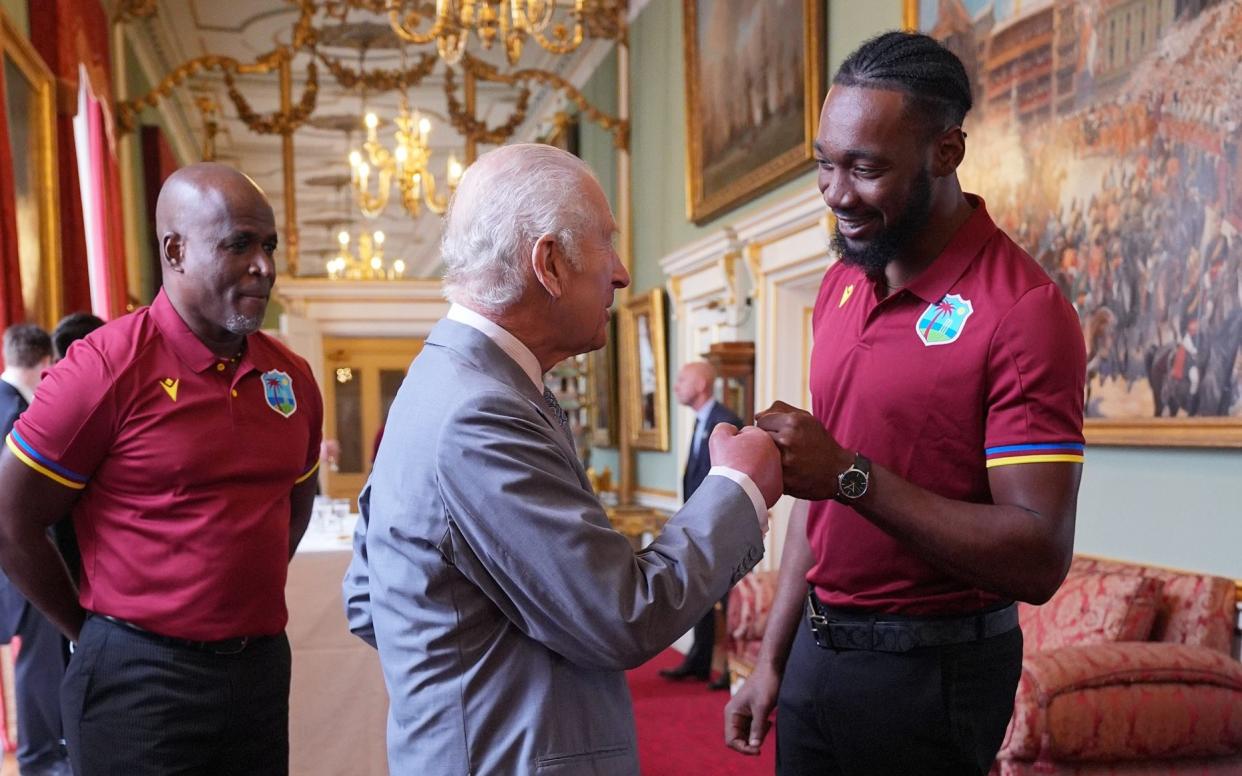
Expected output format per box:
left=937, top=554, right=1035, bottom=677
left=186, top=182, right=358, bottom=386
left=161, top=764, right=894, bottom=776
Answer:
left=1000, top=643, right=1242, bottom=764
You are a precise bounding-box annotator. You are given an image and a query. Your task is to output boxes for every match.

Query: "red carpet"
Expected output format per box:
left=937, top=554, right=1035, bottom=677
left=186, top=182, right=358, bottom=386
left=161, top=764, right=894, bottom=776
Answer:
left=627, top=649, right=776, bottom=775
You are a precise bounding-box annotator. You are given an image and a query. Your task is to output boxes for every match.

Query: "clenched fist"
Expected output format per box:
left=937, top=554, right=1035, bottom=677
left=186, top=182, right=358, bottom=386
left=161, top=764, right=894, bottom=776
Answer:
left=754, top=401, right=852, bottom=501
left=706, top=422, right=783, bottom=510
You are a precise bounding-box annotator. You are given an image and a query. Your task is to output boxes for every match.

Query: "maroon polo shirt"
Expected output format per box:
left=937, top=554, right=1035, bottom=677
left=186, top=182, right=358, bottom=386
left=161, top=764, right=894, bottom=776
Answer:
left=807, top=196, right=1085, bottom=615
left=7, top=290, right=322, bottom=640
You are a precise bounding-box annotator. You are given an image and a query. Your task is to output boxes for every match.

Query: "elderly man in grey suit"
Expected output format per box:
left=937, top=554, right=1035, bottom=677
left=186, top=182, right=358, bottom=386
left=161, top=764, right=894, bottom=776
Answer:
left=343, top=143, right=781, bottom=775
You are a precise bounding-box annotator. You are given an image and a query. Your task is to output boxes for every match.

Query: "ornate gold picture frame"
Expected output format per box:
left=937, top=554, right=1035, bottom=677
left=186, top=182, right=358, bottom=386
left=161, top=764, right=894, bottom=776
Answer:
left=682, top=0, right=826, bottom=224
left=586, top=318, right=618, bottom=448
left=1, top=10, right=61, bottom=330
left=619, top=289, right=669, bottom=451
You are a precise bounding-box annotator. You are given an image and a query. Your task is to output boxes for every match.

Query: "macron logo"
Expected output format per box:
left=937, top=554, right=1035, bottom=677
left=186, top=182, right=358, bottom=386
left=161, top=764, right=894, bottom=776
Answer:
left=159, top=378, right=179, bottom=402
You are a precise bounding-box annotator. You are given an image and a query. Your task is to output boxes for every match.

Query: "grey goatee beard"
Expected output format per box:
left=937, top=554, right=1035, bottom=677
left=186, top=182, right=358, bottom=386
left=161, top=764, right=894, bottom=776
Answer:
left=225, top=313, right=263, bottom=336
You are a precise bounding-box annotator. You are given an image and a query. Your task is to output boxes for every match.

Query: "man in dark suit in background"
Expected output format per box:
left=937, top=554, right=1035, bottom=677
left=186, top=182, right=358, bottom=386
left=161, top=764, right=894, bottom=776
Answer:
left=51, top=313, right=104, bottom=363
left=660, top=360, right=745, bottom=690
left=0, top=325, right=49, bottom=431
left=0, top=323, right=69, bottom=776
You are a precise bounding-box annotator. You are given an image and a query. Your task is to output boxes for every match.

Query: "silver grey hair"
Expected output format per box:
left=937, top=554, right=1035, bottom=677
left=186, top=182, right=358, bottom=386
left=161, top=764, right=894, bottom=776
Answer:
left=441, top=143, right=599, bottom=312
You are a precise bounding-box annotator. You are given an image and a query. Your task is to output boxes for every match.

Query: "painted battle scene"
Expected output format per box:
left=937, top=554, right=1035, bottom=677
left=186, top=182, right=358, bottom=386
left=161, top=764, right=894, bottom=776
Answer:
left=921, top=0, right=1242, bottom=419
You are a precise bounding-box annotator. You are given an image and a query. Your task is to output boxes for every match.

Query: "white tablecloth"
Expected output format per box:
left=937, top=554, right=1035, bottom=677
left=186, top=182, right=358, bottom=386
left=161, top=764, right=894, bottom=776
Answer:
left=287, top=520, right=388, bottom=775
left=297, top=515, right=358, bottom=554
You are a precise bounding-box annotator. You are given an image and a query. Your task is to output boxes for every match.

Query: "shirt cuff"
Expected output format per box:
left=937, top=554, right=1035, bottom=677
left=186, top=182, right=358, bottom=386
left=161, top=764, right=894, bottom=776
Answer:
left=707, top=466, right=769, bottom=535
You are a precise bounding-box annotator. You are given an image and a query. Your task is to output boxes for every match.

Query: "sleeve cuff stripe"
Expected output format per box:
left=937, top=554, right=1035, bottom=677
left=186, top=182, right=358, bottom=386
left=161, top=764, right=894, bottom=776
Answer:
left=7, top=430, right=88, bottom=483
left=5, top=434, right=88, bottom=490
left=986, top=454, right=1084, bottom=468
left=294, top=459, right=320, bottom=485
left=985, top=442, right=1085, bottom=455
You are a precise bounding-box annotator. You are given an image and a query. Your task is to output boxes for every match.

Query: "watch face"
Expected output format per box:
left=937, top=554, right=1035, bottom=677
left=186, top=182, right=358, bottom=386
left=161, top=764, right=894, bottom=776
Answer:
left=839, top=470, right=867, bottom=499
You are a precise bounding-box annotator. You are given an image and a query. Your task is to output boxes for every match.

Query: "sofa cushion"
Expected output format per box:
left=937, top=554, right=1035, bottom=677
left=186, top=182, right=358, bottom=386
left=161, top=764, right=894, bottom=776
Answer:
left=1147, top=573, right=1236, bottom=653
left=1070, top=557, right=1236, bottom=653
left=1019, top=572, right=1164, bottom=652
left=999, top=642, right=1242, bottom=763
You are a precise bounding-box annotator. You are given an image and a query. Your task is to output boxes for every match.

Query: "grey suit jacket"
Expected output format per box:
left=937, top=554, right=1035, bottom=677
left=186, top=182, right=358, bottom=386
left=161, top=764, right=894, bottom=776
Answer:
left=343, top=320, right=764, bottom=775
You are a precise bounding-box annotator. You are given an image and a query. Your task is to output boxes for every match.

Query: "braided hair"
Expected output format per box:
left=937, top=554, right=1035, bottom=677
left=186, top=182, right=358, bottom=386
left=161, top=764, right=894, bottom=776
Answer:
left=834, top=31, right=973, bottom=137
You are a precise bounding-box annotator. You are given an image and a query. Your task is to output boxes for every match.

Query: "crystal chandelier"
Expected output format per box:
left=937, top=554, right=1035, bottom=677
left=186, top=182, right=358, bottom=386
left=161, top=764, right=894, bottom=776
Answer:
left=386, top=0, right=602, bottom=66
left=348, top=105, right=464, bottom=219
left=326, top=229, right=408, bottom=279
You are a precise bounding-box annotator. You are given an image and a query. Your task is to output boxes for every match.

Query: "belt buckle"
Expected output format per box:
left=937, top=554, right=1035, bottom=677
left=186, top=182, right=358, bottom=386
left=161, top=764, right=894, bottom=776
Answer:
left=805, top=591, right=833, bottom=649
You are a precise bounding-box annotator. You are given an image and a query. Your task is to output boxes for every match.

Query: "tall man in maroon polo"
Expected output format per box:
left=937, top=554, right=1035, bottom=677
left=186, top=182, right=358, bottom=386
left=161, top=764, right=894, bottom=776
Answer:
left=724, top=33, right=1086, bottom=775
left=0, top=163, right=323, bottom=775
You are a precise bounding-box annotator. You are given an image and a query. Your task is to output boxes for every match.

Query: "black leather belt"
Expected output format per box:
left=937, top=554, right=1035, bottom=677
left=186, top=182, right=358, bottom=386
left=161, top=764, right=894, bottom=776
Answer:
left=95, top=613, right=272, bottom=656
left=805, top=588, right=1018, bottom=653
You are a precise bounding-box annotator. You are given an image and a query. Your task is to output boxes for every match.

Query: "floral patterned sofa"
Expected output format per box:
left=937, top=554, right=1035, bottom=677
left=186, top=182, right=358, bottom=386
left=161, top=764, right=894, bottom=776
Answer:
left=726, top=556, right=1242, bottom=774
left=725, top=568, right=779, bottom=684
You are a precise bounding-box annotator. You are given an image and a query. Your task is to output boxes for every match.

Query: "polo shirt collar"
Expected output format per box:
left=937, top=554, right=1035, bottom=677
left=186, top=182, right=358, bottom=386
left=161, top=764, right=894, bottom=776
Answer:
left=902, top=194, right=997, bottom=304
left=150, top=289, right=248, bottom=374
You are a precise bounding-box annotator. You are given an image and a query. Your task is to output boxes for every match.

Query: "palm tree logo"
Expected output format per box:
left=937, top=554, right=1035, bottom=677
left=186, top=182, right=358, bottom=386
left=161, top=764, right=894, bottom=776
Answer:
left=262, top=370, right=297, bottom=417
left=916, top=294, right=974, bottom=346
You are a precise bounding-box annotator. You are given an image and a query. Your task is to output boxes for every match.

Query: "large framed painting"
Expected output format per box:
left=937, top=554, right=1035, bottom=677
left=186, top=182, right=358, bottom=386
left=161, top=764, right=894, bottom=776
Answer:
left=682, top=0, right=826, bottom=224
left=909, top=0, right=1242, bottom=447
left=586, top=317, right=618, bottom=448
left=620, top=289, right=669, bottom=451
left=1, top=11, right=60, bottom=330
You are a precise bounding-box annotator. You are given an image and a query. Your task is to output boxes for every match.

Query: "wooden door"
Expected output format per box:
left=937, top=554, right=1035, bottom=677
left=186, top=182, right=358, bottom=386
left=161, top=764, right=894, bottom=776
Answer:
left=321, top=337, right=423, bottom=508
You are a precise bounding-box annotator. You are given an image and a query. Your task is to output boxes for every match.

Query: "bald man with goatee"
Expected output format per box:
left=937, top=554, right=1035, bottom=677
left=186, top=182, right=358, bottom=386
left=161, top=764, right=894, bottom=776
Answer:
left=0, top=163, right=323, bottom=775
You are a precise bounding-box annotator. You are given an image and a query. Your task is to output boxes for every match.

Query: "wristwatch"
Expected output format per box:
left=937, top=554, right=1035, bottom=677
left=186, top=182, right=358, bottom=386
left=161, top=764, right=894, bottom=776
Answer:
left=835, top=452, right=871, bottom=502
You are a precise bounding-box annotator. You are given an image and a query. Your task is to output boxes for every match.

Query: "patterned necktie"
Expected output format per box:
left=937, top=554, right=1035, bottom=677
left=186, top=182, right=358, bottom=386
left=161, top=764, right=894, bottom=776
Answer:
left=542, top=387, right=571, bottom=436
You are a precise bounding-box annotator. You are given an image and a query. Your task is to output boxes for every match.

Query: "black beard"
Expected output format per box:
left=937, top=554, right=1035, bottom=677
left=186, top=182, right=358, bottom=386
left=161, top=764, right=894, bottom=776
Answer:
left=832, top=166, right=934, bottom=281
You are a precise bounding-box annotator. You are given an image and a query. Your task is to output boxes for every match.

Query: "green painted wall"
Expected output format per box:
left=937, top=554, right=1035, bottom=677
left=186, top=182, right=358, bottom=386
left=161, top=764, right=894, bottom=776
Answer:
left=578, top=47, right=619, bottom=212
left=1075, top=449, right=1241, bottom=578
left=580, top=0, right=1242, bottom=577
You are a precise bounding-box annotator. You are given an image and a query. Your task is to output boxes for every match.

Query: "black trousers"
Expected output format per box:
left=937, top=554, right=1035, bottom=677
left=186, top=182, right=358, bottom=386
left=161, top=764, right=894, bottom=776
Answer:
left=61, top=614, right=291, bottom=776
left=776, top=614, right=1022, bottom=776
left=683, top=594, right=728, bottom=676
left=14, top=603, right=69, bottom=772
